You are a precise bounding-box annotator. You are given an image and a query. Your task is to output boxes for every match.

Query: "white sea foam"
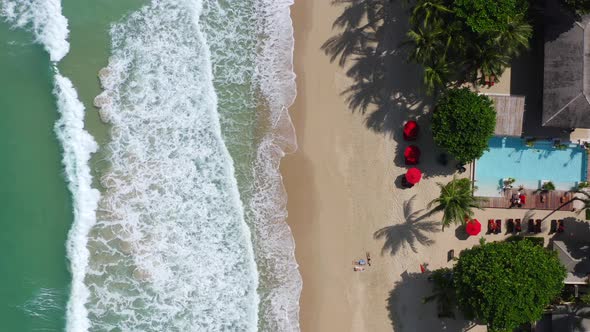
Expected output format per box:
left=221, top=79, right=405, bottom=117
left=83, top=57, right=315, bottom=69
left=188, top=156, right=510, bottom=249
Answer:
left=202, top=1, right=301, bottom=330
left=53, top=73, right=100, bottom=332
left=0, top=0, right=69, bottom=61
left=87, top=1, right=259, bottom=330
left=250, top=1, right=301, bottom=331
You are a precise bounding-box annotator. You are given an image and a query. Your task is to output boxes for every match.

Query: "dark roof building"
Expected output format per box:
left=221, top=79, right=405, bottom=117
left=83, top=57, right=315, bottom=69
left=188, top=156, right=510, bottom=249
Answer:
left=543, top=0, right=590, bottom=129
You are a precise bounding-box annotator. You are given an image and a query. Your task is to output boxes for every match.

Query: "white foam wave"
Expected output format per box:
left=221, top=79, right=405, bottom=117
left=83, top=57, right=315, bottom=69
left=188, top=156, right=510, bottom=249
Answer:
left=201, top=1, right=300, bottom=330
left=0, top=0, right=69, bottom=61
left=53, top=73, right=100, bottom=332
left=250, top=1, right=301, bottom=331
left=87, top=1, right=259, bottom=330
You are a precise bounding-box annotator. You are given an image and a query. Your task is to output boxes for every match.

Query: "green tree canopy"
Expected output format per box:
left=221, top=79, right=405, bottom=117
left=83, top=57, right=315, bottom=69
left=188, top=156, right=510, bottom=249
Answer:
left=405, top=0, right=532, bottom=93
left=454, top=240, right=566, bottom=331
left=432, top=88, right=496, bottom=163
left=453, top=0, right=529, bottom=34
left=428, top=177, right=485, bottom=229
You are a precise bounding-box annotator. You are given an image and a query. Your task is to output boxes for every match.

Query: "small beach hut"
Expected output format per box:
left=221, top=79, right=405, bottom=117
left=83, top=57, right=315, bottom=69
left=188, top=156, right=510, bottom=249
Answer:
left=405, top=168, right=422, bottom=185
left=466, top=219, right=482, bottom=236
left=403, top=120, right=419, bottom=141
left=404, top=145, right=421, bottom=165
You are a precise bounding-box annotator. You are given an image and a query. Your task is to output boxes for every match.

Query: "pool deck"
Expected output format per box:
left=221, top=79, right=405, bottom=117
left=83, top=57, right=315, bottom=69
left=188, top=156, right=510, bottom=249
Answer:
left=479, top=188, right=575, bottom=211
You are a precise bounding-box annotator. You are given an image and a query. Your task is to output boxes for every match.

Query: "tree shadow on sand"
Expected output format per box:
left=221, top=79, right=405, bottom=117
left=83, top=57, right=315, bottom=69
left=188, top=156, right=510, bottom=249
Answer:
left=387, top=271, right=475, bottom=331
left=374, top=195, right=439, bottom=255
left=322, top=0, right=456, bottom=177
left=323, top=0, right=427, bottom=133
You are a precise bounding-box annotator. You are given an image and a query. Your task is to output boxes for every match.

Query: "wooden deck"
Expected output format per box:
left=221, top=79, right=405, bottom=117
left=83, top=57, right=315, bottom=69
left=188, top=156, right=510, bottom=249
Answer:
left=479, top=188, right=575, bottom=211
left=486, top=94, right=526, bottom=137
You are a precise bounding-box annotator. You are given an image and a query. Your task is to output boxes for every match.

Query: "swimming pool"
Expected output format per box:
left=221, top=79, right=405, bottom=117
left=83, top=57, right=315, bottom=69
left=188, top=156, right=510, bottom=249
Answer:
left=474, top=137, right=587, bottom=197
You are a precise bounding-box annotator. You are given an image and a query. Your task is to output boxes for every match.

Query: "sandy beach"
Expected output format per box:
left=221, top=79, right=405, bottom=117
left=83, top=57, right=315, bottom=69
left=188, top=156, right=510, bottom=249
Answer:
left=283, top=1, right=583, bottom=331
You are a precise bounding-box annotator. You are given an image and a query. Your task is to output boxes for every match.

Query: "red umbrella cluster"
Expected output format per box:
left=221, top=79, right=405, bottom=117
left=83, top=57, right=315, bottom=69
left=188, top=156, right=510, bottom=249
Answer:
left=401, top=120, right=422, bottom=188
left=405, top=167, right=422, bottom=185
left=404, top=145, right=421, bottom=165
left=466, top=219, right=482, bottom=236
left=403, top=121, right=419, bottom=141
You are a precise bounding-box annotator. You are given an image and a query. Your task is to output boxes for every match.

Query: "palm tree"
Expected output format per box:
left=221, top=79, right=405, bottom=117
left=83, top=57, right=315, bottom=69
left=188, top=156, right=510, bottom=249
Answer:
left=423, top=58, right=451, bottom=94
left=545, top=189, right=590, bottom=220
left=404, top=24, right=447, bottom=64
left=428, top=177, right=486, bottom=230
left=410, top=0, right=452, bottom=29
left=493, top=19, right=532, bottom=58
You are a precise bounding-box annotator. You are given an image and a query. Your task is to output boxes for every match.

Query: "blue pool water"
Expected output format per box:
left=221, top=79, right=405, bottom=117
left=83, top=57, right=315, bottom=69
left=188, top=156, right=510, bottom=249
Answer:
left=474, top=137, right=587, bottom=197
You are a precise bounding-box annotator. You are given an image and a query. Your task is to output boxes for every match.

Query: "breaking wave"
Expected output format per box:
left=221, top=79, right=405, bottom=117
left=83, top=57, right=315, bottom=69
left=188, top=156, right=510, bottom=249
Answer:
left=0, top=0, right=69, bottom=61
left=88, top=1, right=259, bottom=330
left=202, top=0, right=300, bottom=330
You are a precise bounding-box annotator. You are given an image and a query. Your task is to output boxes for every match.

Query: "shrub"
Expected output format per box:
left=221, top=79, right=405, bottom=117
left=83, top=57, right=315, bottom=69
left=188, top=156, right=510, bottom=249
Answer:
left=454, top=0, right=529, bottom=34
left=432, top=88, right=496, bottom=164
left=454, top=241, right=566, bottom=331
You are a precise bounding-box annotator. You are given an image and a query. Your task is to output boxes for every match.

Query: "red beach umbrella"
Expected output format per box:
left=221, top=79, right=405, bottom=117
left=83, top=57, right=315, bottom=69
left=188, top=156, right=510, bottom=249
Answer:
left=405, top=168, right=422, bottom=184
left=404, top=145, right=421, bottom=165
left=403, top=120, right=419, bottom=141
left=466, top=219, right=482, bottom=236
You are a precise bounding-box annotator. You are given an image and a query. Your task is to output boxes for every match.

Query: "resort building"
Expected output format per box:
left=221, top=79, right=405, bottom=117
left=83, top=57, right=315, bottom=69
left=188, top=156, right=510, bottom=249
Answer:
left=542, top=0, right=590, bottom=130
left=470, top=0, right=590, bottom=203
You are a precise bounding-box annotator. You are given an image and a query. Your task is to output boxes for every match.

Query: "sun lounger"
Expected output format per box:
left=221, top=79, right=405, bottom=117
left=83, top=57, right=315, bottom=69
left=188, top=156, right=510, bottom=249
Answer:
left=528, top=219, right=534, bottom=233
left=495, top=219, right=502, bottom=234
left=535, top=219, right=542, bottom=233
left=507, top=219, right=514, bottom=233
left=515, top=219, right=522, bottom=233
left=488, top=219, right=495, bottom=234
left=550, top=220, right=557, bottom=234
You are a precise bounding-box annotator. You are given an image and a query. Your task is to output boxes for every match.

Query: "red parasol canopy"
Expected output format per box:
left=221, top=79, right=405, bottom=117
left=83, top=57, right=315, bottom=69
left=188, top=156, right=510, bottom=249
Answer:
left=466, top=219, right=482, bottom=236
left=405, top=167, right=422, bottom=184
left=403, top=120, right=419, bottom=141
left=404, top=145, right=421, bottom=165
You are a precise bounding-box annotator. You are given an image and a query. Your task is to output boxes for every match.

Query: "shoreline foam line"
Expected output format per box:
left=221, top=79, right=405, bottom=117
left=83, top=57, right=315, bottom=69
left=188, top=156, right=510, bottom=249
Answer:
left=1, top=1, right=99, bottom=331
left=53, top=73, right=99, bottom=332
left=250, top=0, right=301, bottom=330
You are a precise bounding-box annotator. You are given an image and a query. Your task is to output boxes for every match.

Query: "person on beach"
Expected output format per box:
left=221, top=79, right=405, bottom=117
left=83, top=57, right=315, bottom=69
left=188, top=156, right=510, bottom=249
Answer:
left=354, top=266, right=365, bottom=272
left=366, top=252, right=371, bottom=266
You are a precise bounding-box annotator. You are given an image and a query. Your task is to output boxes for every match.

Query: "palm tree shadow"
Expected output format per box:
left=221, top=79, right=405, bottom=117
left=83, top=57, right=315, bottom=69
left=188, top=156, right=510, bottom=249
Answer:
left=374, top=195, right=440, bottom=255
left=322, top=0, right=428, bottom=138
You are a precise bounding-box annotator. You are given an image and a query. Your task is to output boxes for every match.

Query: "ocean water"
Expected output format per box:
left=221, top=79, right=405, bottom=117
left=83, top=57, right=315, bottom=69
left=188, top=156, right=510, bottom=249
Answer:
left=0, top=18, right=70, bottom=331
left=1, top=0, right=300, bottom=331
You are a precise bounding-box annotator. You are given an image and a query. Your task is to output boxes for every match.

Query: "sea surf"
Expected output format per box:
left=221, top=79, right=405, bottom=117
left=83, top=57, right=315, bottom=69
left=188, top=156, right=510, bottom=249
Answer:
left=1, top=0, right=300, bottom=330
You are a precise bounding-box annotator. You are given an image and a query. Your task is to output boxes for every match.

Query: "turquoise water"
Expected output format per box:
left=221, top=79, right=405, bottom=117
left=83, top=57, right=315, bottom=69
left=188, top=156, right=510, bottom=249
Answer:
left=475, top=137, right=587, bottom=197
left=1, top=0, right=300, bottom=330
left=0, top=20, right=71, bottom=331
